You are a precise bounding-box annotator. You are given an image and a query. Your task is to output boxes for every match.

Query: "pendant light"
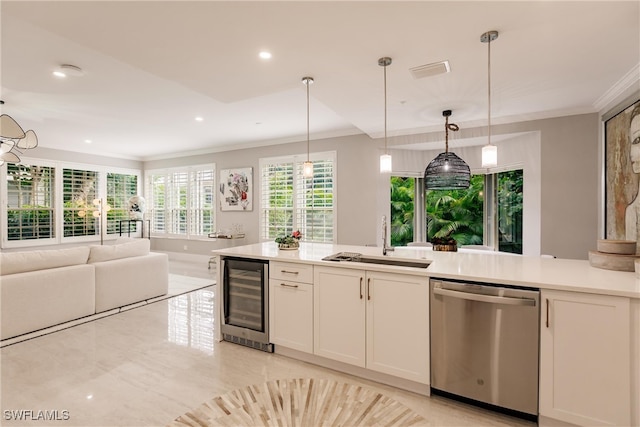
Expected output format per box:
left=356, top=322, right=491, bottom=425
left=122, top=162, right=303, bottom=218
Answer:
left=302, top=76, right=314, bottom=178
left=424, top=110, right=470, bottom=190
left=481, top=30, right=499, bottom=168
left=379, top=57, right=392, bottom=173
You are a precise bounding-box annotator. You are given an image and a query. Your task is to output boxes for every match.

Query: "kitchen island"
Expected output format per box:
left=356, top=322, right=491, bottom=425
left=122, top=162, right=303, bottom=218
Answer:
left=212, top=242, right=640, bottom=427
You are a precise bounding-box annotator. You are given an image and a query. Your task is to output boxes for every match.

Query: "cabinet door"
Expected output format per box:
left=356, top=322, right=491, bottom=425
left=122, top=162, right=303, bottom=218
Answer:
left=539, top=290, right=630, bottom=426
left=365, top=271, right=429, bottom=384
left=269, top=279, right=313, bottom=353
left=314, top=267, right=365, bottom=367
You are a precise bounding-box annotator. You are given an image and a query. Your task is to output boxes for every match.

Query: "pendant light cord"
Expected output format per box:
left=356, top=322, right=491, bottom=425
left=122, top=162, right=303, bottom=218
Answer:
left=306, top=79, right=310, bottom=163
left=487, top=35, right=492, bottom=146
left=384, top=63, right=388, bottom=154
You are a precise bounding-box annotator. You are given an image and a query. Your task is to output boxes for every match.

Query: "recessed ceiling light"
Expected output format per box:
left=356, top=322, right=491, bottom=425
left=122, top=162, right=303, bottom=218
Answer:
left=259, top=51, right=272, bottom=60
left=84, top=139, right=92, bottom=144
left=195, top=116, right=204, bottom=122
left=52, top=64, right=84, bottom=78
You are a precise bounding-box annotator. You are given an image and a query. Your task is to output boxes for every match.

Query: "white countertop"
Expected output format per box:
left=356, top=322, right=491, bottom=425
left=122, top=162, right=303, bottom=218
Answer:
left=213, top=242, right=640, bottom=299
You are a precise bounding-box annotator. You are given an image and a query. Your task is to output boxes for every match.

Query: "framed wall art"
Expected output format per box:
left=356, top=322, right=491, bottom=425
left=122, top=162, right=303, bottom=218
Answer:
left=219, top=167, right=253, bottom=211
left=605, top=99, right=640, bottom=241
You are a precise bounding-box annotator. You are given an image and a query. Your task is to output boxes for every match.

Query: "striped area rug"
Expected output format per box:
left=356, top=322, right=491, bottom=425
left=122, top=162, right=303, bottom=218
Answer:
left=168, top=378, right=426, bottom=427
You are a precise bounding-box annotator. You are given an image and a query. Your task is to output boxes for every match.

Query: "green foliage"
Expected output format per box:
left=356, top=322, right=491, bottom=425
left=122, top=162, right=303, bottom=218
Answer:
left=390, top=177, right=415, bottom=246
left=497, top=170, right=523, bottom=254
left=426, top=175, right=484, bottom=245
left=390, top=175, right=485, bottom=247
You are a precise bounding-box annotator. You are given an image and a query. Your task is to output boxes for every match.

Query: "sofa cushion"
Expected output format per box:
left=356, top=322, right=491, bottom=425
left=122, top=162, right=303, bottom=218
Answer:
left=88, top=239, right=150, bottom=264
left=0, top=246, right=91, bottom=276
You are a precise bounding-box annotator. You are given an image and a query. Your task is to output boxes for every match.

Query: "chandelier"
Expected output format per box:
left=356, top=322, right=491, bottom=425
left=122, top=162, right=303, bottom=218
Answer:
left=424, top=110, right=471, bottom=190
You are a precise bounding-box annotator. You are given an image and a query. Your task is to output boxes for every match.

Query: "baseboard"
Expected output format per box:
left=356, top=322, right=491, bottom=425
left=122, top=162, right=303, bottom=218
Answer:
left=274, top=345, right=430, bottom=396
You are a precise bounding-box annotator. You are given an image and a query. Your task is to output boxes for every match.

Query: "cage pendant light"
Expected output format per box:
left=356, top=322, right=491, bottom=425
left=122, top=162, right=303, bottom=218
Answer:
left=424, top=110, right=470, bottom=190
left=379, top=57, right=392, bottom=173
left=481, top=30, right=499, bottom=168
left=302, top=77, right=314, bottom=178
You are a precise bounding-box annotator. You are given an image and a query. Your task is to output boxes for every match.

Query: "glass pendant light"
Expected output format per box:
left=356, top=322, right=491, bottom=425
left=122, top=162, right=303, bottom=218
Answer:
left=302, top=76, right=314, bottom=178
left=424, top=110, right=471, bottom=190
left=379, top=57, right=392, bottom=173
left=481, top=30, right=499, bottom=168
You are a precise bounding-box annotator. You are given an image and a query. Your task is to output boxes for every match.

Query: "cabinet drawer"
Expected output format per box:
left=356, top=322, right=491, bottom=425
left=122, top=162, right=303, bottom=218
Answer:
left=270, top=261, right=314, bottom=284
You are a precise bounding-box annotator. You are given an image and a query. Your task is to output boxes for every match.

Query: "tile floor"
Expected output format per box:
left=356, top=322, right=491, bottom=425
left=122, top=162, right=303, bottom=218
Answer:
left=1, top=256, right=535, bottom=427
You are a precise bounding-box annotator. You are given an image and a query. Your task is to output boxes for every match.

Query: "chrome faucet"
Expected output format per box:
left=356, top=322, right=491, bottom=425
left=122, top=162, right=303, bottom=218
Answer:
left=382, top=215, right=394, bottom=256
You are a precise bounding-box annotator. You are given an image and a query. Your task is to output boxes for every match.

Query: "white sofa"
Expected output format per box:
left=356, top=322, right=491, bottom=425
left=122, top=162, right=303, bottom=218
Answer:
left=0, top=239, right=169, bottom=341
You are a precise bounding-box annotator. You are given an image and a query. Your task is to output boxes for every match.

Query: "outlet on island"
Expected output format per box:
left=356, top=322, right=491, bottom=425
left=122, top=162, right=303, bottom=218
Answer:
left=183, top=245, right=188, bottom=251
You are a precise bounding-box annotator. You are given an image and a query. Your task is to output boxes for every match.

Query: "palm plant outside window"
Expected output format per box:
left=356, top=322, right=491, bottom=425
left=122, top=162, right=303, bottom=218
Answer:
left=390, top=170, right=523, bottom=254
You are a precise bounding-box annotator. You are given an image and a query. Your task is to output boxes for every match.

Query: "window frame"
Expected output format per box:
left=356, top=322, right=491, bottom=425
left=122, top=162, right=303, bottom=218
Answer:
left=259, top=151, right=337, bottom=243
left=144, top=164, right=216, bottom=240
left=390, top=165, right=524, bottom=253
left=0, top=158, right=141, bottom=249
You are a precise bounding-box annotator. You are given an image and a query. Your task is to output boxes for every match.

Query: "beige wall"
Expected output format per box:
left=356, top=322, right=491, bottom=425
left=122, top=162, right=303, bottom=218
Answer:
left=144, top=113, right=599, bottom=260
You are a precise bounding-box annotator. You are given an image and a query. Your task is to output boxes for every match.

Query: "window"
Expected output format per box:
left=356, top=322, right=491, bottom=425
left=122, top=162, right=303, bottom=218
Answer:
left=63, top=168, right=99, bottom=237
left=390, top=170, right=523, bottom=254
left=145, top=165, right=215, bottom=238
left=2, top=160, right=141, bottom=248
left=6, top=163, right=55, bottom=241
left=106, top=172, right=138, bottom=234
left=260, top=152, right=336, bottom=243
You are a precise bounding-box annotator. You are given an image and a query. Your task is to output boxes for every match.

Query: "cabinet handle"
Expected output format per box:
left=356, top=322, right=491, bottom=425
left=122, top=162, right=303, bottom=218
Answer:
left=280, top=283, right=298, bottom=288
left=281, top=270, right=299, bottom=275
left=546, top=298, right=550, bottom=328
left=367, top=278, right=371, bottom=300
left=359, top=277, right=363, bottom=299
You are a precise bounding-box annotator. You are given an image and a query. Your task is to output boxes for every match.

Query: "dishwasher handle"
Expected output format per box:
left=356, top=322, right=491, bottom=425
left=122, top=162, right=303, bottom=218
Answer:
left=433, top=286, right=537, bottom=307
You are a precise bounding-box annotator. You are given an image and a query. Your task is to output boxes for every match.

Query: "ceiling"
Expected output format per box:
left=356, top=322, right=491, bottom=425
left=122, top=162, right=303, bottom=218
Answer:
left=1, top=1, right=639, bottom=161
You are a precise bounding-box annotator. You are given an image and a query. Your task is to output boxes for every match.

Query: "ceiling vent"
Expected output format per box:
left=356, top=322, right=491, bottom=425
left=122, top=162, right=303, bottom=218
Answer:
left=410, top=61, right=450, bottom=79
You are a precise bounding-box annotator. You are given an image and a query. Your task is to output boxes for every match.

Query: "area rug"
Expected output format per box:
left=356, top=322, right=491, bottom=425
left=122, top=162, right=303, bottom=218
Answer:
left=167, top=378, right=426, bottom=427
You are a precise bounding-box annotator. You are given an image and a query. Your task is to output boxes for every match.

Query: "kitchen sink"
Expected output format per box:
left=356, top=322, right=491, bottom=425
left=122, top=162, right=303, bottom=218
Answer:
left=322, top=252, right=431, bottom=269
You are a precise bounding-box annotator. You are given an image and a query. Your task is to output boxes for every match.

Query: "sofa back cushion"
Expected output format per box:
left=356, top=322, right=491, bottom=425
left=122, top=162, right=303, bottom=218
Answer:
left=88, top=239, right=150, bottom=264
left=0, top=246, right=91, bottom=276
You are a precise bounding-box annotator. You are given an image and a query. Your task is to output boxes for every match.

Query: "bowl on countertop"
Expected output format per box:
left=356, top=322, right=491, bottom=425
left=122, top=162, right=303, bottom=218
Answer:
left=596, top=239, right=637, bottom=255
left=589, top=250, right=639, bottom=272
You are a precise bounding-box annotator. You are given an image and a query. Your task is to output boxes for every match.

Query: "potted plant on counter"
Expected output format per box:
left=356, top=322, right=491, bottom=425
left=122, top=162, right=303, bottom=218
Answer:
left=431, top=234, right=458, bottom=252
left=275, top=230, right=302, bottom=250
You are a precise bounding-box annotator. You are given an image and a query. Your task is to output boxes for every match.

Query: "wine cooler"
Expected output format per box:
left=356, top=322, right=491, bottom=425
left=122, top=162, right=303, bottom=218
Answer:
left=221, top=257, right=273, bottom=352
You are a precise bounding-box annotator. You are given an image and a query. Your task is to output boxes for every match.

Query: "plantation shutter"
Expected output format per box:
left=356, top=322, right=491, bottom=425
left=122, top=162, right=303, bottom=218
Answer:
left=6, top=163, right=55, bottom=240
left=106, top=173, right=138, bottom=234
left=260, top=152, right=335, bottom=243
left=189, top=168, right=215, bottom=236
left=260, top=161, right=294, bottom=240
left=63, top=168, right=99, bottom=237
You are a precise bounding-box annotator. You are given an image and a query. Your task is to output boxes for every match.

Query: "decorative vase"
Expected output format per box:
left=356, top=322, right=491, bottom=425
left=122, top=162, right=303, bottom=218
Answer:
left=433, top=242, right=457, bottom=252
left=278, top=242, right=299, bottom=250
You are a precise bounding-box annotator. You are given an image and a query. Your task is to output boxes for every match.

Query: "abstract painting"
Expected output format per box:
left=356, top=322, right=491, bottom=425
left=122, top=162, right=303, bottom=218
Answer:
left=219, top=167, right=252, bottom=211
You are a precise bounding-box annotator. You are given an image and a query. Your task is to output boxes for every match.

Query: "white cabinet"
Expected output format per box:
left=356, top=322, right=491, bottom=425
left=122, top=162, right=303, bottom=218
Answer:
left=313, top=266, right=429, bottom=384
left=269, top=262, right=313, bottom=353
left=365, top=270, right=429, bottom=383
left=539, top=289, right=630, bottom=426
left=313, top=267, right=365, bottom=366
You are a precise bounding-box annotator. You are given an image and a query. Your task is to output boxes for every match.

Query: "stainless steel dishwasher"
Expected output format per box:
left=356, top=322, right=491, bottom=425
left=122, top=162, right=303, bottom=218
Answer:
left=430, top=278, right=540, bottom=420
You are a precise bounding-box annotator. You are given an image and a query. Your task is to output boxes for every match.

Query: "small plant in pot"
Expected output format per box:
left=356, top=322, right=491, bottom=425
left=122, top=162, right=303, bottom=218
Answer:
left=275, top=231, right=302, bottom=250
left=431, top=234, right=458, bottom=252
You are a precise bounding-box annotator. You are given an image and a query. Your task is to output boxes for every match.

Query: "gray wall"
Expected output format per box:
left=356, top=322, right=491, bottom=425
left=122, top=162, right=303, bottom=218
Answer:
left=145, top=134, right=379, bottom=255
left=9, top=113, right=598, bottom=260
left=144, top=113, right=599, bottom=260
